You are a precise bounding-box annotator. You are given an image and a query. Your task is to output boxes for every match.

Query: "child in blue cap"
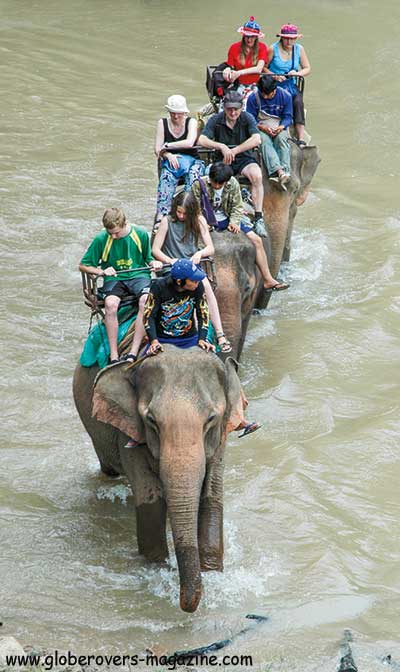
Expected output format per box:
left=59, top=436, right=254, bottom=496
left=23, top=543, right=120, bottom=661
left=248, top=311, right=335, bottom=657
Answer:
left=143, top=259, right=216, bottom=356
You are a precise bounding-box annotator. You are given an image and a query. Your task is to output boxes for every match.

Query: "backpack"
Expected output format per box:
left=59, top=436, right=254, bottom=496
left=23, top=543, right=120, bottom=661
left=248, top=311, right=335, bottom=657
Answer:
left=206, top=62, right=239, bottom=101
left=197, top=178, right=217, bottom=228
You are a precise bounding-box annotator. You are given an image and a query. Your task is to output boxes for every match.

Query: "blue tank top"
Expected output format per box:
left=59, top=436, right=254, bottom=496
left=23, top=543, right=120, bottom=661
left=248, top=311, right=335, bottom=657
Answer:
left=268, top=41, right=301, bottom=95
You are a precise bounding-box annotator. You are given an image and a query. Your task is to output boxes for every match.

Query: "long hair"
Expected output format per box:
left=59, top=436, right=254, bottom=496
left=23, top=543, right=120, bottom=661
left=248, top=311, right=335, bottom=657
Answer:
left=170, top=191, right=201, bottom=246
left=240, top=36, right=259, bottom=66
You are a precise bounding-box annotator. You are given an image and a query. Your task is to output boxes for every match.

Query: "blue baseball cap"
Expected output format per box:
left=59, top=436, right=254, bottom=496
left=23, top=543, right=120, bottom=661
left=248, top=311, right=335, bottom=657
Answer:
left=171, top=259, right=206, bottom=282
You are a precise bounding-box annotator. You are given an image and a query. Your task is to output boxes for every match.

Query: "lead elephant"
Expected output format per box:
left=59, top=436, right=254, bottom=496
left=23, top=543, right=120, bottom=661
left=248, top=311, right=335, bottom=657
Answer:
left=213, top=142, right=320, bottom=359
left=73, top=346, right=245, bottom=613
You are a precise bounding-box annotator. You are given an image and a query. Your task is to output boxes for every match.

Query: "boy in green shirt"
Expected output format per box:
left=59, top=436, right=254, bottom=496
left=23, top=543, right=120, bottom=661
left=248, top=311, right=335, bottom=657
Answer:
left=79, top=208, right=162, bottom=364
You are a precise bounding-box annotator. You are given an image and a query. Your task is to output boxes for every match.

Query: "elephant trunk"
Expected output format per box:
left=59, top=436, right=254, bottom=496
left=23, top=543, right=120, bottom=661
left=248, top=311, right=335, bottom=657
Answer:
left=172, top=511, right=203, bottom=613
left=160, top=423, right=206, bottom=613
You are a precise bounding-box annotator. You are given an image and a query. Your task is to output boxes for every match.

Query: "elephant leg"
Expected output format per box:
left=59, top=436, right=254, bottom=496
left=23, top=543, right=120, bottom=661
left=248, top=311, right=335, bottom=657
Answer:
left=99, top=460, right=120, bottom=477
left=198, top=461, right=224, bottom=572
left=282, top=216, right=294, bottom=262
left=136, top=499, right=168, bottom=562
left=121, top=445, right=168, bottom=562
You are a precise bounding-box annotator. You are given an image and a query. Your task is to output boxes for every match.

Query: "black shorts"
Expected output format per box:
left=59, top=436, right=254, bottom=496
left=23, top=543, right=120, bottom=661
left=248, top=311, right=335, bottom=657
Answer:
left=231, top=154, right=259, bottom=176
left=101, top=276, right=150, bottom=299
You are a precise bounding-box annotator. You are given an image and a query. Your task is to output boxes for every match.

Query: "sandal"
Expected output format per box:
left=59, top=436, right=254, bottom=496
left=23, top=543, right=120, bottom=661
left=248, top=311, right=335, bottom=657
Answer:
left=108, top=358, right=120, bottom=365
left=238, top=422, right=261, bottom=438
left=119, top=353, right=137, bottom=363
left=265, top=281, right=290, bottom=292
left=269, top=175, right=287, bottom=192
left=216, top=332, right=233, bottom=353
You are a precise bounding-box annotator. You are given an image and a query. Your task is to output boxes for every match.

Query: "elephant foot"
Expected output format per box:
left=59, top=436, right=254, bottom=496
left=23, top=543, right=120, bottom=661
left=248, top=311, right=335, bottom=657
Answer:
left=200, top=553, right=223, bottom=572
left=144, top=550, right=169, bottom=563
left=100, top=462, right=120, bottom=477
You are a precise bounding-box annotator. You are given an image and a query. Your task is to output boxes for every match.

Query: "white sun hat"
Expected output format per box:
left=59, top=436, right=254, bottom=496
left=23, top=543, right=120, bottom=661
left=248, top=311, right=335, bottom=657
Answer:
left=165, top=94, right=190, bottom=113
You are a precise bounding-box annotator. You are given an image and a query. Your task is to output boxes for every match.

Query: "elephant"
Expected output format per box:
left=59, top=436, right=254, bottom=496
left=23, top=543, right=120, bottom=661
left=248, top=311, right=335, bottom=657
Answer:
left=73, top=345, right=246, bottom=613
left=212, top=142, right=320, bottom=360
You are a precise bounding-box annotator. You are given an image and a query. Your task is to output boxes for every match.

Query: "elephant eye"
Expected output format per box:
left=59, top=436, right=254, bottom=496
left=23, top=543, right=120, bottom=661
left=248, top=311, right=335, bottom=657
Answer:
left=145, top=411, right=158, bottom=432
left=205, top=413, right=218, bottom=429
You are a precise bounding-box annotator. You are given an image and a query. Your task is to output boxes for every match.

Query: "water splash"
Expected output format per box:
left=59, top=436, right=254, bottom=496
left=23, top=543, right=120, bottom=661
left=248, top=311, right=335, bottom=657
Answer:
left=96, top=484, right=131, bottom=505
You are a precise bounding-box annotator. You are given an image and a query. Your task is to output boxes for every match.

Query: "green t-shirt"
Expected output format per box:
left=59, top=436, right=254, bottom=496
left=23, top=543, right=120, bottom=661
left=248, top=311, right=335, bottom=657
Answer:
left=80, top=226, right=153, bottom=282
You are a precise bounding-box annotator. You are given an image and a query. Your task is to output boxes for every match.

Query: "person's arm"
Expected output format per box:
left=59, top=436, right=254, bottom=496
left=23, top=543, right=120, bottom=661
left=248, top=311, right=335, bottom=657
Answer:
left=191, top=217, right=214, bottom=265
left=198, top=133, right=225, bottom=152
left=79, top=263, right=116, bottom=278
left=152, top=218, right=176, bottom=265
left=197, top=115, right=221, bottom=151
left=226, top=179, right=244, bottom=229
left=162, top=118, right=198, bottom=151
left=79, top=238, right=116, bottom=277
left=79, top=262, right=102, bottom=276
left=198, top=115, right=236, bottom=164
left=227, top=58, right=265, bottom=83
left=143, top=282, right=161, bottom=344
left=263, top=45, right=275, bottom=74
left=198, top=135, right=235, bottom=166
left=139, top=228, right=163, bottom=271
left=154, top=118, right=165, bottom=158
left=225, top=43, right=267, bottom=83
left=280, top=92, right=293, bottom=129
left=247, top=93, right=275, bottom=136
left=191, top=179, right=201, bottom=205
left=223, top=44, right=237, bottom=81
left=297, top=45, right=311, bottom=77
left=230, top=113, right=262, bottom=156
left=155, top=118, right=180, bottom=169
left=245, top=94, right=259, bottom=123
left=194, top=284, right=210, bottom=342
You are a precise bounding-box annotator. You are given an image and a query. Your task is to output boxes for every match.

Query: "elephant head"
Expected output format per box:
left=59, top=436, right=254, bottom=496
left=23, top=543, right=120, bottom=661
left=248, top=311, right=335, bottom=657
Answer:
left=212, top=143, right=320, bottom=360
left=87, top=345, right=245, bottom=612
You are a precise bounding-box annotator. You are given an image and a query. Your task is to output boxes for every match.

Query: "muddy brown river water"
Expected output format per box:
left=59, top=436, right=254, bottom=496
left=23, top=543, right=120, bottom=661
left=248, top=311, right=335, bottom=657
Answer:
left=1, top=1, right=400, bottom=669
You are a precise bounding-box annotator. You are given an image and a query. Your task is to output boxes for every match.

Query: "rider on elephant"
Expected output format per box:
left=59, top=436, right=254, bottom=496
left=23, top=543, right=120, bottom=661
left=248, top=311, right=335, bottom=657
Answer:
left=151, top=190, right=232, bottom=353
left=124, top=258, right=217, bottom=449
left=246, top=75, right=293, bottom=190
left=139, top=258, right=260, bottom=440
left=197, top=90, right=267, bottom=238
left=192, top=163, right=289, bottom=292
left=79, top=207, right=162, bottom=365
left=143, top=258, right=215, bottom=357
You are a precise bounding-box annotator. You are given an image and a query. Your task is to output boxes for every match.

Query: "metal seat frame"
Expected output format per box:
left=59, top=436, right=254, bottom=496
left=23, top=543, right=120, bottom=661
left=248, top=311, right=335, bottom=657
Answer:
left=81, top=257, right=218, bottom=320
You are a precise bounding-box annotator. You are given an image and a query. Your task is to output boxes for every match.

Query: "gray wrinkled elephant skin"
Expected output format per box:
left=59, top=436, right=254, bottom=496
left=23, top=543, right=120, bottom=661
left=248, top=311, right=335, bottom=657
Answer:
left=73, top=346, right=245, bottom=612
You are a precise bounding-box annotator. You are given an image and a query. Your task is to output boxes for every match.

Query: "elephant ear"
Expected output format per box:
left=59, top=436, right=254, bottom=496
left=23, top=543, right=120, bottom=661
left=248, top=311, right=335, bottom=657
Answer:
left=224, top=356, right=246, bottom=434
left=92, top=363, right=144, bottom=441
